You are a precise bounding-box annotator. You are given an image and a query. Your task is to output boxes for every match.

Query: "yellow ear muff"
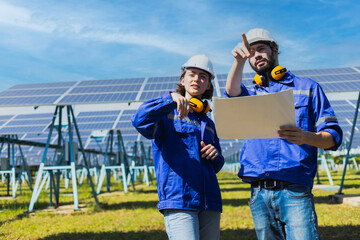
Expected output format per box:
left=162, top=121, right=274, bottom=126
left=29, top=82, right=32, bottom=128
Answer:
left=189, top=98, right=211, bottom=114
left=271, top=65, right=287, bottom=81
left=254, top=74, right=263, bottom=85
left=253, top=66, right=287, bottom=85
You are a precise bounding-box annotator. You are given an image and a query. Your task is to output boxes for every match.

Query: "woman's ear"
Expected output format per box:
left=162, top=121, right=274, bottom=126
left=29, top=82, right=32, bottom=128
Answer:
left=180, top=70, right=186, bottom=85
left=180, top=77, right=185, bottom=85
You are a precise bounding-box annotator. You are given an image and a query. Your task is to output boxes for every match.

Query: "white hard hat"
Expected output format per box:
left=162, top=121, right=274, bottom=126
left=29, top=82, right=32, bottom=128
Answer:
left=246, top=28, right=277, bottom=46
left=181, top=54, right=215, bottom=79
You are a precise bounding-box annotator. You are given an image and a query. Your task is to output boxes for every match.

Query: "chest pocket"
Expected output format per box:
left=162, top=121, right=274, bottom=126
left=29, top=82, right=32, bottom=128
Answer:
left=294, top=94, right=310, bottom=130
left=172, top=118, right=197, bottom=156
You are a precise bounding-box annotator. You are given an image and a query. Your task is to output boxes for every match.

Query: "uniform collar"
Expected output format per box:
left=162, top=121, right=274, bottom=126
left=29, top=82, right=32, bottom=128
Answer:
left=279, top=71, right=294, bottom=85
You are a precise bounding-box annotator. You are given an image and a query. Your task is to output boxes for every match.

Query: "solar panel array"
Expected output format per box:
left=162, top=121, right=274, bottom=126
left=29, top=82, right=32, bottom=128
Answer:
left=0, top=113, right=53, bottom=135
left=1, top=66, right=360, bottom=165
left=0, top=79, right=144, bottom=107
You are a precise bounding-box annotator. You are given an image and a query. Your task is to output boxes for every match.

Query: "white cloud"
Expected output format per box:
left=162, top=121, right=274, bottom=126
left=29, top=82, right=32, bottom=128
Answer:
left=78, top=29, right=195, bottom=56
left=0, top=1, right=56, bottom=32
left=0, top=1, right=201, bottom=58
left=0, top=1, right=251, bottom=67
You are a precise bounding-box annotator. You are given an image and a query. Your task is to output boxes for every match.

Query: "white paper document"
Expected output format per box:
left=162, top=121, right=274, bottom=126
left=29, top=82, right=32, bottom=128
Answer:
left=213, top=89, right=296, bottom=139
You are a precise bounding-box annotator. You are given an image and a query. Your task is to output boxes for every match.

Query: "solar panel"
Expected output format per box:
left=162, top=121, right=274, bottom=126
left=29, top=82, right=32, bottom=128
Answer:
left=14, top=113, right=53, bottom=119
left=77, top=110, right=120, bottom=117
left=77, top=78, right=144, bottom=86
left=0, top=121, right=8, bottom=127
left=292, top=67, right=357, bottom=76
left=0, top=78, right=146, bottom=106
left=0, top=96, right=60, bottom=106
left=0, top=115, right=13, bottom=120
left=70, top=85, right=142, bottom=94
left=57, top=92, right=138, bottom=104
left=0, top=88, right=69, bottom=97
left=76, top=116, right=118, bottom=123
left=144, top=82, right=177, bottom=90
left=147, top=76, right=179, bottom=83
left=139, top=90, right=169, bottom=100
left=119, top=129, right=138, bottom=134
left=0, top=113, right=54, bottom=134
left=77, top=122, right=114, bottom=130
left=7, top=119, right=52, bottom=126
left=122, top=109, right=137, bottom=115
left=122, top=135, right=138, bottom=141
left=115, top=121, right=133, bottom=129
left=0, top=126, right=48, bottom=134
left=9, top=81, right=77, bottom=90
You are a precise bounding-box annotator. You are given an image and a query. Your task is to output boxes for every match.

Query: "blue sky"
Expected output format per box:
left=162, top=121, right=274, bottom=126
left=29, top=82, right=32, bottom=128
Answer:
left=0, top=0, right=359, bottom=91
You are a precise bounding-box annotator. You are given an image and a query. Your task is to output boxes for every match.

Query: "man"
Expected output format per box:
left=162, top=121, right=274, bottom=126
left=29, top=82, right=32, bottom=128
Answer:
left=225, top=28, right=342, bottom=240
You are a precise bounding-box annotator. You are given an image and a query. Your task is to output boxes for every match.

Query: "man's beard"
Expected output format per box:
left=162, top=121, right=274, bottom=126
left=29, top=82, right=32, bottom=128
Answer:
left=251, top=54, right=276, bottom=76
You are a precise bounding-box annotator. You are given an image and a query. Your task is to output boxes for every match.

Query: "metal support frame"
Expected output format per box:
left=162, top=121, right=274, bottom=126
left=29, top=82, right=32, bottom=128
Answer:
left=317, top=149, right=334, bottom=185
left=0, top=135, right=33, bottom=197
left=96, top=130, right=135, bottom=194
left=337, top=91, right=360, bottom=194
left=140, top=141, right=152, bottom=186
left=126, top=141, right=152, bottom=187
left=28, top=105, right=98, bottom=212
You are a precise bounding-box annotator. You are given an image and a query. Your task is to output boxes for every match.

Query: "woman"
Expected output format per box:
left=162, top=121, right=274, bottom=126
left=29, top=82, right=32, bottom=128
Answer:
left=132, top=54, right=224, bottom=240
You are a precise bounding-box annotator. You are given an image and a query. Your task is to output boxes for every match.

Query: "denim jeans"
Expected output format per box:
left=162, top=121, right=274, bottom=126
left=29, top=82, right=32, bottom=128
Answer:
left=249, top=184, right=320, bottom=240
left=163, top=209, right=221, bottom=240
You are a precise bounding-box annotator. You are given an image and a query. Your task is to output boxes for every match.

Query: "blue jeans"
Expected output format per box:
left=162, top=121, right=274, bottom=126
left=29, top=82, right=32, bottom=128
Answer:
left=163, top=210, right=221, bottom=240
left=249, top=184, right=320, bottom=240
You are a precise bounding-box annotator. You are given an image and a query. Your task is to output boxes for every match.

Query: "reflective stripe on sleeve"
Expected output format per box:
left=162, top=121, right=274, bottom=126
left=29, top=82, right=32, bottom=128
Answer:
left=316, top=116, right=338, bottom=126
left=293, top=89, right=312, bottom=97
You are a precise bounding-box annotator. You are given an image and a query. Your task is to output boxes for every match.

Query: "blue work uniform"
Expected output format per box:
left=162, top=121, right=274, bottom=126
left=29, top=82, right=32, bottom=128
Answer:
left=132, top=92, right=224, bottom=213
left=225, top=71, right=342, bottom=187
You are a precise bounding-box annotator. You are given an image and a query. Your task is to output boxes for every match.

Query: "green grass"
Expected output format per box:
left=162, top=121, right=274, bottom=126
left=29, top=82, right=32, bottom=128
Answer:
left=0, top=169, right=360, bottom=239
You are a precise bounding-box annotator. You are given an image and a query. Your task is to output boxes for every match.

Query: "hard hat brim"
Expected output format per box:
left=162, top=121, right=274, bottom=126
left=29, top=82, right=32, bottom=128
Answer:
left=182, top=66, right=215, bottom=80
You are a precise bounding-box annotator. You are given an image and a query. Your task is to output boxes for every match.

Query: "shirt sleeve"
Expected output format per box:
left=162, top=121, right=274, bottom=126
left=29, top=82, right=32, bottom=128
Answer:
left=224, top=84, right=250, bottom=98
left=131, top=92, right=176, bottom=139
left=312, top=84, right=343, bottom=150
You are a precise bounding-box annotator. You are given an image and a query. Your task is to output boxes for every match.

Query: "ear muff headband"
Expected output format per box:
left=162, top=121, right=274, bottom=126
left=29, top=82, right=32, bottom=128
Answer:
left=253, top=65, right=287, bottom=86
left=189, top=98, right=211, bottom=114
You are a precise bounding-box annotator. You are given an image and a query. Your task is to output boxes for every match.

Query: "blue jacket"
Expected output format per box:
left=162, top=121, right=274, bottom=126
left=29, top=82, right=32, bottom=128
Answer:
left=225, top=71, right=342, bottom=187
left=132, top=92, right=224, bottom=212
